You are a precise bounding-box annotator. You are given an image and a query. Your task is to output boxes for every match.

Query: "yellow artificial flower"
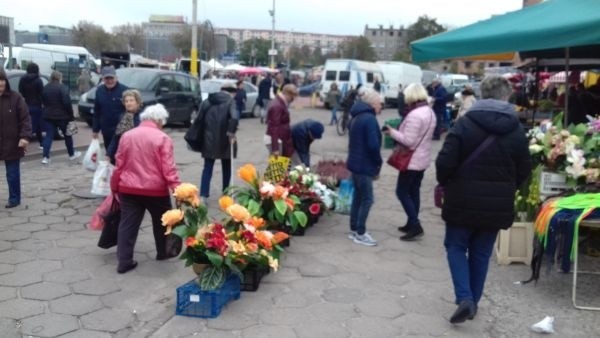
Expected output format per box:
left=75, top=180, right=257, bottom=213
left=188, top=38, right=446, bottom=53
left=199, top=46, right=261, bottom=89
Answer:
left=238, top=164, right=257, bottom=183
left=219, top=195, right=235, bottom=210
left=226, top=204, right=251, bottom=222
left=268, top=256, right=279, bottom=272
left=229, top=240, right=247, bottom=255
left=161, top=209, right=184, bottom=234
left=173, top=183, right=200, bottom=206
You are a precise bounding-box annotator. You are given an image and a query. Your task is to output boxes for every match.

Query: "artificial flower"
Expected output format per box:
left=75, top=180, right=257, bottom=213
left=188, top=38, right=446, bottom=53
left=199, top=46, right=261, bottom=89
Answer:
left=246, top=242, right=259, bottom=253
left=226, top=204, right=251, bottom=222
left=173, top=183, right=200, bottom=207
left=285, top=197, right=295, bottom=210
left=229, top=240, right=247, bottom=255
left=255, top=231, right=273, bottom=250
left=260, top=181, right=275, bottom=196
left=161, top=209, right=184, bottom=234
left=219, top=195, right=234, bottom=210
left=529, top=144, right=543, bottom=154
left=272, top=231, right=289, bottom=244
left=185, top=236, right=199, bottom=247
left=309, top=203, right=321, bottom=215
left=273, top=185, right=289, bottom=199
left=238, top=164, right=257, bottom=183
left=268, top=256, right=279, bottom=271
left=246, top=216, right=266, bottom=229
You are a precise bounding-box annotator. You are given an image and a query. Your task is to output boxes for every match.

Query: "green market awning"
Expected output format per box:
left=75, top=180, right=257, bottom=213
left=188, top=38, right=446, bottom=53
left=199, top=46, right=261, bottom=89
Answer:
left=411, top=0, right=600, bottom=63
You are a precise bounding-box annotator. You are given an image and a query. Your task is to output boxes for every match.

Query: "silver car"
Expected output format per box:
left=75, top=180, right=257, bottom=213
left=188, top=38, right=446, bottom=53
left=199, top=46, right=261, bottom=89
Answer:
left=200, top=79, right=260, bottom=118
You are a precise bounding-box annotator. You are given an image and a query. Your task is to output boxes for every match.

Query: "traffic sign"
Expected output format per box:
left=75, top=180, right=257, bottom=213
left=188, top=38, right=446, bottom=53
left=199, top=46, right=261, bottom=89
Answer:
left=268, top=49, right=278, bottom=56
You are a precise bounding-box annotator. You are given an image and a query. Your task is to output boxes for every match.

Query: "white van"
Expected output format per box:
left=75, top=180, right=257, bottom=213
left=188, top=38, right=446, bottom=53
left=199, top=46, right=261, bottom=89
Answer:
left=1, top=46, right=22, bottom=69
left=319, top=59, right=385, bottom=108
left=376, top=61, right=422, bottom=106
left=439, top=74, right=469, bottom=88
left=18, top=43, right=98, bottom=77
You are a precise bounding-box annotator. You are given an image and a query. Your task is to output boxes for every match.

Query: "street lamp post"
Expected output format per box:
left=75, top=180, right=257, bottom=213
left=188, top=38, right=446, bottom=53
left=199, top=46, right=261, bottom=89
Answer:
left=269, top=0, right=275, bottom=69
left=191, top=0, right=198, bottom=77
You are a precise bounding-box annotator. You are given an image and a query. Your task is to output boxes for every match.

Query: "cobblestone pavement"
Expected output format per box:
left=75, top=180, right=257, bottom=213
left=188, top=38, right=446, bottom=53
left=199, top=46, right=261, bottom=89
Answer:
left=1, top=103, right=599, bottom=337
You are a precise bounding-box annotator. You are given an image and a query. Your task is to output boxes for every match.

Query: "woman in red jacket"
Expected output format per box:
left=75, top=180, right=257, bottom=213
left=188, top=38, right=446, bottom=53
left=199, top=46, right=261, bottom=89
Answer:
left=110, top=104, right=181, bottom=273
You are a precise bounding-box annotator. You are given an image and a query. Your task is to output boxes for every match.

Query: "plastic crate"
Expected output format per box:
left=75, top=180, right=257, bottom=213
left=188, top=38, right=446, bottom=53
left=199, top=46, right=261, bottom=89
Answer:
left=383, top=118, right=402, bottom=149
left=241, top=265, right=270, bottom=292
left=495, top=222, right=533, bottom=265
left=175, top=274, right=241, bottom=318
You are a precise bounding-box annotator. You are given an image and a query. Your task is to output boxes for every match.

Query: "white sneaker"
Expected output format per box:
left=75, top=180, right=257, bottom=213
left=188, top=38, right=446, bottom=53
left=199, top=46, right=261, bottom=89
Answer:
left=41, top=157, right=50, bottom=165
left=348, top=231, right=357, bottom=240
left=69, top=151, right=82, bottom=161
left=353, top=232, right=377, bottom=246
left=200, top=196, right=209, bottom=207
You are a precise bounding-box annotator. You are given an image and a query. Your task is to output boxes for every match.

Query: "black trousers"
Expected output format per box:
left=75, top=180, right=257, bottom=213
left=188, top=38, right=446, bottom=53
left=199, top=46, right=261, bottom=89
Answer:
left=117, top=193, right=171, bottom=267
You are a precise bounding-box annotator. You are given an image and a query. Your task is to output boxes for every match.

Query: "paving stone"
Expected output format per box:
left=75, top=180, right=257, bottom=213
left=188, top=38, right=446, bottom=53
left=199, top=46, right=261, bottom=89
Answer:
left=0, top=285, right=16, bottom=301
left=260, top=267, right=300, bottom=283
left=148, top=315, right=207, bottom=338
left=12, top=238, right=53, bottom=251
left=0, top=240, right=11, bottom=252
left=17, top=259, right=62, bottom=274
left=356, top=297, right=405, bottom=318
left=345, top=316, right=404, bottom=337
left=0, top=270, right=43, bottom=286
left=0, top=230, right=30, bottom=241
left=50, top=294, right=103, bottom=315
left=0, top=249, right=36, bottom=264
left=81, top=308, right=133, bottom=332
left=27, top=201, right=60, bottom=211
left=43, top=193, right=73, bottom=204
left=322, top=286, right=365, bottom=303
left=44, top=269, right=89, bottom=283
left=182, top=329, right=237, bottom=338
left=21, top=281, right=71, bottom=300
left=0, top=318, right=20, bottom=338
left=242, top=324, right=297, bottom=338
left=63, top=254, right=108, bottom=271
left=29, top=215, right=65, bottom=225
left=297, top=260, right=338, bottom=277
left=0, top=217, right=28, bottom=227
left=36, top=247, right=80, bottom=260
left=392, top=313, right=450, bottom=337
left=46, top=207, right=77, bottom=217
left=0, top=263, right=14, bottom=275
left=272, top=290, right=321, bottom=308
left=259, top=307, right=317, bottom=326
left=49, top=222, right=85, bottom=232
left=294, top=322, right=350, bottom=338
left=0, top=298, right=45, bottom=319
left=32, top=230, right=69, bottom=241
left=12, top=223, right=48, bottom=232
left=72, top=279, right=121, bottom=295
left=58, top=329, right=113, bottom=338
left=20, top=313, right=79, bottom=337
left=55, top=237, right=91, bottom=248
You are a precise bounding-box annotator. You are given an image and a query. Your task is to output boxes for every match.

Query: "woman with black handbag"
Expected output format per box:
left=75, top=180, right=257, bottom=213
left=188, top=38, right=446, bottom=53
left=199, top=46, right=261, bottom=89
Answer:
left=383, top=83, right=436, bottom=241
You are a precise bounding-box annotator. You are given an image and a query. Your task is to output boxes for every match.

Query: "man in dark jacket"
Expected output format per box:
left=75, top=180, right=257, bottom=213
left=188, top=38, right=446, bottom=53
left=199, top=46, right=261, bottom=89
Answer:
left=258, top=73, right=273, bottom=124
left=18, top=63, right=44, bottom=144
left=199, top=82, right=238, bottom=204
left=266, top=84, right=298, bottom=158
left=92, top=66, right=129, bottom=151
left=291, top=119, right=324, bottom=167
left=396, top=84, right=406, bottom=117
left=436, top=75, right=531, bottom=324
left=431, top=79, right=447, bottom=140
left=346, top=88, right=382, bottom=247
left=0, top=68, right=32, bottom=208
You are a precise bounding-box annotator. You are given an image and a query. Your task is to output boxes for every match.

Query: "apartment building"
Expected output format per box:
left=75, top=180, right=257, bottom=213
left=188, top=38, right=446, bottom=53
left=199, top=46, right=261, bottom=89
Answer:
left=363, top=25, right=409, bottom=61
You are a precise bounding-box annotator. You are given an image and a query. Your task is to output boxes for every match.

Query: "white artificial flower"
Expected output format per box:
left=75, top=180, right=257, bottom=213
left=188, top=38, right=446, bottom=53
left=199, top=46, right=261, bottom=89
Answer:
left=260, top=181, right=275, bottom=196
left=529, top=144, right=543, bottom=154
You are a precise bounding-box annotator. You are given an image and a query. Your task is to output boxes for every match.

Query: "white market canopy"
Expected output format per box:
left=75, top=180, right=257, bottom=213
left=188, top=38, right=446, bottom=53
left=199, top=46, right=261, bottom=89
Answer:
left=208, top=59, right=224, bottom=70
left=224, top=63, right=247, bottom=71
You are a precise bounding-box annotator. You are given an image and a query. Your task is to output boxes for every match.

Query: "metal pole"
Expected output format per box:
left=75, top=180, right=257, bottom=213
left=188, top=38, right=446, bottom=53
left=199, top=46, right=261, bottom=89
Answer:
left=270, top=0, right=275, bottom=69
left=191, top=0, right=198, bottom=77
left=564, top=47, right=570, bottom=126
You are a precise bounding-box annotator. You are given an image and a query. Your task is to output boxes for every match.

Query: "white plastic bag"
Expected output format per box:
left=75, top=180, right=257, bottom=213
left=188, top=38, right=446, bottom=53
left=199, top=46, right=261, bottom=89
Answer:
left=531, top=316, right=555, bottom=334
left=83, top=139, right=104, bottom=172
left=91, top=161, right=114, bottom=196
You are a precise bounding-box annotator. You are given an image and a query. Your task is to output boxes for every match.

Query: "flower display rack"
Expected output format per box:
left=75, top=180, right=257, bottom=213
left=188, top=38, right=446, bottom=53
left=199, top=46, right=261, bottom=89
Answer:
left=495, top=222, right=534, bottom=265
left=176, top=274, right=241, bottom=318
left=241, top=265, right=270, bottom=292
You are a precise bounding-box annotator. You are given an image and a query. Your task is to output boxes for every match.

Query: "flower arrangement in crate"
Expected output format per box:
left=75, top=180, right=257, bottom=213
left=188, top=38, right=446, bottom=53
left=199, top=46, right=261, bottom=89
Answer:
left=285, top=165, right=337, bottom=220
left=514, top=165, right=542, bottom=222
left=226, top=164, right=308, bottom=233
left=161, top=183, right=289, bottom=290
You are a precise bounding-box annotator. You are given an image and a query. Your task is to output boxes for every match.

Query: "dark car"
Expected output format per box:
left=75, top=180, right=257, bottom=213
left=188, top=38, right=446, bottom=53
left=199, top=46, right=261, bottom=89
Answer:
left=78, top=68, right=201, bottom=127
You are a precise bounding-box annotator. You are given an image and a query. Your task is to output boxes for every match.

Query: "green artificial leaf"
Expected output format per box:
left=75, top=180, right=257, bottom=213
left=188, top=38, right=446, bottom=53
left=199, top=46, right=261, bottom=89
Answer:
left=205, top=251, right=224, bottom=267
left=293, top=210, right=308, bottom=227
left=287, top=213, right=298, bottom=232
left=248, top=199, right=260, bottom=216
left=274, top=199, right=287, bottom=216
left=552, top=111, right=564, bottom=129
left=569, top=123, right=589, bottom=138
left=199, top=266, right=227, bottom=290
left=171, top=225, right=188, bottom=239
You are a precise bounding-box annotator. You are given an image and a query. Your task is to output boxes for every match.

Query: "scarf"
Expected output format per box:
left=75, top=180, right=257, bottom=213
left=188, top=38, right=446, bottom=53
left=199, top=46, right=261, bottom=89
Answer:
left=115, top=112, right=135, bottom=136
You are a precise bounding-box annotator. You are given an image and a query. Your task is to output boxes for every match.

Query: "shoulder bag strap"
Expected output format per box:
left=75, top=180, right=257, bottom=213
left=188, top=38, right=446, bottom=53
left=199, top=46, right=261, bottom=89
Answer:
left=404, top=109, right=433, bottom=151
left=457, top=134, right=496, bottom=174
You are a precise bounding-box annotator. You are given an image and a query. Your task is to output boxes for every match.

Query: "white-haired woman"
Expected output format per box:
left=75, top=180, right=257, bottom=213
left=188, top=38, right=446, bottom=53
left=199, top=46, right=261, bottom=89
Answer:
left=383, top=83, right=436, bottom=241
left=110, top=104, right=181, bottom=273
left=106, top=89, right=142, bottom=165
left=346, top=87, right=383, bottom=247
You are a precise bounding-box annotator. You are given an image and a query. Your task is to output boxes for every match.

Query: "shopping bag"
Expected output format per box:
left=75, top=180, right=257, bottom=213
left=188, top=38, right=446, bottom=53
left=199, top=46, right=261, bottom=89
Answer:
left=98, top=197, right=120, bottom=249
left=83, top=139, right=104, bottom=172
left=263, top=155, right=290, bottom=183
left=334, top=178, right=354, bottom=214
left=91, top=161, right=114, bottom=196
left=89, top=192, right=115, bottom=230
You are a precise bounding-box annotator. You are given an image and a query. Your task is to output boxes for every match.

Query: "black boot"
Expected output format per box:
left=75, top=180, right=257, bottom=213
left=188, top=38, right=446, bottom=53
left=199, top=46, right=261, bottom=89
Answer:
left=400, top=224, right=424, bottom=241
left=449, top=300, right=477, bottom=324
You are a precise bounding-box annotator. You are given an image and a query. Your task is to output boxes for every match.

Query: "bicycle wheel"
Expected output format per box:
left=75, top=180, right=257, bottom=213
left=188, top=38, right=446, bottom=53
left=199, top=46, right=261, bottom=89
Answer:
left=336, top=117, right=347, bottom=136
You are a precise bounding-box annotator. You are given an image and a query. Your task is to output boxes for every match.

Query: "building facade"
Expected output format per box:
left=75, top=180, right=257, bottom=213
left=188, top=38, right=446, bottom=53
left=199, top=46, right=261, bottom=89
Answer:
left=363, top=25, right=409, bottom=61
left=142, top=15, right=186, bottom=37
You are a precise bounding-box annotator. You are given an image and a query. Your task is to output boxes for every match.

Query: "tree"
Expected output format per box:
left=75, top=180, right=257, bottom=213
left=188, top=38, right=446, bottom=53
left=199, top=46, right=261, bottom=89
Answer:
left=170, top=22, right=215, bottom=59
left=72, top=21, right=115, bottom=55
left=338, top=37, right=376, bottom=61
left=406, top=15, right=446, bottom=44
left=239, top=38, right=272, bottom=66
left=311, top=47, right=324, bottom=65
left=112, top=23, right=146, bottom=53
left=226, top=37, right=236, bottom=54
left=392, top=50, right=411, bottom=62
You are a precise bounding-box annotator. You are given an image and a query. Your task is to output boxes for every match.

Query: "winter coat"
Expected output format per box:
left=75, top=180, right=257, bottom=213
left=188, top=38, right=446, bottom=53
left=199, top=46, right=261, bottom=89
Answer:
left=111, top=120, right=180, bottom=197
left=18, top=73, right=43, bottom=107
left=326, top=89, right=340, bottom=108
left=291, top=119, right=322, bottom=167
left=258, top=78, right=272, bottom=102
left=235, top=89, right=246, bottom=111
left=200, top=91, right=238, bottom=159
left=435, top=99, right=532, bottom=230
left=0, top=82, right=32, bottom=161
left=388, top=104, right=436, bottom=171
left=458, top=94, right=476, bottom=117
left=42, top=82, right=74, bottom=121
left=432, top=84, right=448, bottom=115
left=266, top=95, right=294, bottom=157
left=346, top=101, right=382, bottom=176
left=92, top=82, right=128, bottom=134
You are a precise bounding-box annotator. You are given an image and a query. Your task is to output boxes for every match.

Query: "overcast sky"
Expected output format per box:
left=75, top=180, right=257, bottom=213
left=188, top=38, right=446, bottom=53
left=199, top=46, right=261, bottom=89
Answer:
left=5, top=0, right=524, bottom=35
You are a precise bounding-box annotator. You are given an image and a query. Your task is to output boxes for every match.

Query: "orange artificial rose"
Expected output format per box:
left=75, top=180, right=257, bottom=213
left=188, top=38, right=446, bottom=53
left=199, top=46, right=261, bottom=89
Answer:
left=238, top=164, right=257, bottom=183
left=255, top=231, right=273, bottom=250
left=246, top=242, right=259, bottom=253
left=285, top=197, right=295, bottom=210
left=272, top=231, right=289, bottom=244
left=219, top=196, right=235, bottom=210
left=173, top=183, right=200, bottom=206
left=246, top=216, right=266, bottom=229
left=226, top=204, right=251, bottom=223
left=185, top=236, right=199, bottom=247
left=161, top=209, right=184, bottom=235
left=272, top=185, right=289, bottom=200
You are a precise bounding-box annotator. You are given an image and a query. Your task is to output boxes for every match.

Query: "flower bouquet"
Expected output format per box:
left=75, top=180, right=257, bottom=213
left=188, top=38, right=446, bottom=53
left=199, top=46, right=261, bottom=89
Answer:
left=162, top=183, right=289, bottom=290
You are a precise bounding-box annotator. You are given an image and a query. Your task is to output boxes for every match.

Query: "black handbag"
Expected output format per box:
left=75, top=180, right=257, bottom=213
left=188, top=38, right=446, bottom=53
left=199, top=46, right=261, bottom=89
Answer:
left=97, top=198, right=121, bottom=249
left=165, top=234, right=182, bottom=258
left=184, top=103, right=207, bottom=152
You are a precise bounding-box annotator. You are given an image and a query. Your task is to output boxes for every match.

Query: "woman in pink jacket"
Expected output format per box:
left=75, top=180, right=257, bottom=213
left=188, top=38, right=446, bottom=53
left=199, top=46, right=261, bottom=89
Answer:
left=384, top=83, right=436, bottom=241
left=110, top=104, right=181, bottom=273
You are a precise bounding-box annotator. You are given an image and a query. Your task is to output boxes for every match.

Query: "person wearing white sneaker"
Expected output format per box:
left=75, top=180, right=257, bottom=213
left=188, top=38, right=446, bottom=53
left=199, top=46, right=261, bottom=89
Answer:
left=41, top=71, right=79, bottom=163
left=345, top=88, right=383, bottom=247
left=69, top=151, right=82, bottom=161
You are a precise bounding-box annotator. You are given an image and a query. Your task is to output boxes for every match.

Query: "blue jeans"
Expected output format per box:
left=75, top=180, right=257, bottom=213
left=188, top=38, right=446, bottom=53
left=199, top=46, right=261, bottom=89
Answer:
left=395, top=170, right=424, bottom=229
left=330, top=105, right=338, bottom=124
left=433, top=109, right=443, bottom=139
left=200, top=158, right=231, bottom=198
left=444, top=225, right=499, bottom=305
left=350, top=174, right=373, bottom=235
left=5, top=159, right=21, bottom=205
left=28, top=105, right=44, bottom=143
left=43, top=119, right=75, bottom=158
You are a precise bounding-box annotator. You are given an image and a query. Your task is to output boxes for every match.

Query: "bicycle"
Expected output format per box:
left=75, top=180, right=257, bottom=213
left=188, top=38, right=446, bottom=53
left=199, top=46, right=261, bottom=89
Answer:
left=336, top=110, right=350, bottom=136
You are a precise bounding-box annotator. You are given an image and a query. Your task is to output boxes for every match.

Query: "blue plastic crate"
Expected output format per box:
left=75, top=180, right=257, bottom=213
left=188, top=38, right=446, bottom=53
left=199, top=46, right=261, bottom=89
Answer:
left=176, top=274, right=241, bottom=318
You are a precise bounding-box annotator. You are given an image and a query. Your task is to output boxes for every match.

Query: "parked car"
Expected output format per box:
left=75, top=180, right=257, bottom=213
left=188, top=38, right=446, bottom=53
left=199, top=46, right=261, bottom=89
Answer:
left=200, top=79, right=260, bottom=118
left=78, top=68, right=201, bottom=127
left=6, top=70, right=50, bottom=89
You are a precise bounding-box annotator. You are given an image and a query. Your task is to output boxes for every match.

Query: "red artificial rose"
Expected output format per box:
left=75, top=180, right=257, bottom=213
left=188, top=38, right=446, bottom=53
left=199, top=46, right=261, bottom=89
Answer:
left=309, top=203, right=321, bottom=215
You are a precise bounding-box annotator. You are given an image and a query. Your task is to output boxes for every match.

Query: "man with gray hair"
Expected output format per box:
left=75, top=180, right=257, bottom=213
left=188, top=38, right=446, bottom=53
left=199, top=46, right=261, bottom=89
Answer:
left=435, top=75, right=531, bottom=324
